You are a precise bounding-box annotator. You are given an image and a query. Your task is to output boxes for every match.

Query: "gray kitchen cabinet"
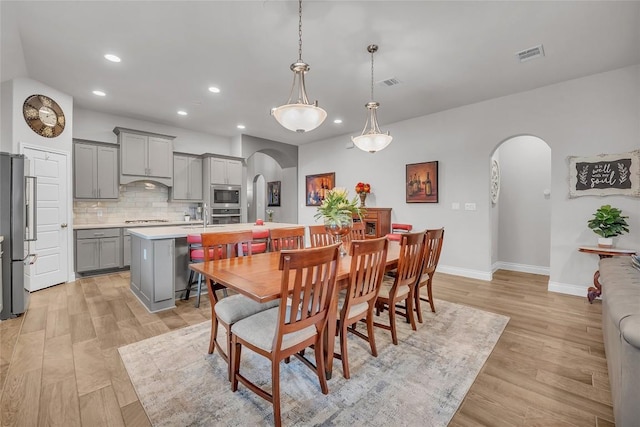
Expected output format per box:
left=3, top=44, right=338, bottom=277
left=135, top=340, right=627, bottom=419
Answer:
left=123, top=234, right=131, bottom=267
left=113, top=127, right=175, bottom=187
left=210, top=157, right=242, bottom=185
left=129, top=235, right=175, bottom=312
left=172, top=154, right=203, bottom=201
left=74, top=141, right=119, bottom=199
left=75, top=228, right=122, bottom=273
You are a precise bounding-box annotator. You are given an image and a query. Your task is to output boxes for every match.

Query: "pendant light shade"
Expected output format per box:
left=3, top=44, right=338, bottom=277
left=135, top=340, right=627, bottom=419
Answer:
left=272, top=0, right=326, bottom=133
left=352, top=44, right=392, bottom=153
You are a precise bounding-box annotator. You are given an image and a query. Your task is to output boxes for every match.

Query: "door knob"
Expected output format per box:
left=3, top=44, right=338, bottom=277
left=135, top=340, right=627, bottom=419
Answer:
left=61, top=223, right=68, bottom=228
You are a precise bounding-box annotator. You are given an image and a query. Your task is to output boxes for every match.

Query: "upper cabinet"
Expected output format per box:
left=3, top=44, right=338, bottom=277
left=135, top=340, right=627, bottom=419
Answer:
left=209, top=157, right=242, bottom=185
left=113, top=127, right=175, bottom=186
left=73, top=140, right=119, bottom=200
left=172, top=154, right=203, bottom=201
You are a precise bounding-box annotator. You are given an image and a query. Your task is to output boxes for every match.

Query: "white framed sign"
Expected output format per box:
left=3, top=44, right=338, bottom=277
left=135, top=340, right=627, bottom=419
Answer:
left=568, top=150, right=640, bottom=198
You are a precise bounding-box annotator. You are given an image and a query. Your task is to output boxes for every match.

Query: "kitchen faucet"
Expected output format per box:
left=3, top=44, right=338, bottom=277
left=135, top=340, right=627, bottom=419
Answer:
left=203, top=203, right=209, bottom=229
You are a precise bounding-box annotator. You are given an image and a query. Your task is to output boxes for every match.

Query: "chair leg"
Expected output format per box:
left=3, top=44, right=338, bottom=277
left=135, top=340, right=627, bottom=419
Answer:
left=366, top=311, right=378, bottom=357
left=388, top=304, right=398, bottom=345
left=195, top=274, right=202, bottom=308
left=209, top=313, right=218, bottom=354
left=231, top=338, right=241, bottom=392
left=427, top=279, right=436, bottom=313
left=406, top=294, right=417, bottom=331
left=313, top=336, right=329, bottom=394
left=340, top=321, right=350, bottom=379
left=272, top=361, right=282, bottom=427
left=414, top=285, right=424, bottom=323
left=226, top=326, right=233, bottom=381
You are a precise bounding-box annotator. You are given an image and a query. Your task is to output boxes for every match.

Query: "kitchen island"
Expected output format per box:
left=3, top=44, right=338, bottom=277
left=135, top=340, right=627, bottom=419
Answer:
left=127, top=222, right=300, bottom=312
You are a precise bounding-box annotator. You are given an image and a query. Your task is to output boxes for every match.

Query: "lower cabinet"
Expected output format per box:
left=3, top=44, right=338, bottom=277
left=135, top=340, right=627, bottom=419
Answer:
left=354, top=207, right=392, bottom=238
left=129, top=236, right=176, bottom=312
left=75, top=229, right=122, bottom=273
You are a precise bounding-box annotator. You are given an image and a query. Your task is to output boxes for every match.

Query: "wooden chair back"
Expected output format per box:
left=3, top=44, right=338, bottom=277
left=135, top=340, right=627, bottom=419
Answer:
left=201, top=230, right=253, bottom=261
left=344, top=237, right=389, bottom=314
left=421, top=228, right=445, bottom=278
left=343, top=222, right=366, bottom=250
left=276, top=243, right=341, bottom=347
left=269, top=226, right=305, bottom=252
left=308, top=224, right=335, bottom=248
left=392, top=231, right=426, bottom=293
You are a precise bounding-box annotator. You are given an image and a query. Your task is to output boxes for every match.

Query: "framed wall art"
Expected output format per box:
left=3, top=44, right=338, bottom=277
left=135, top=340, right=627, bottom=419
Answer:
left=406, top=161, right=438, bottom=203
left=568, top=150, right=640, bottom=198
left=306, top=172, right=335, bottom=206
left=267, top=181, right=281, bottom=207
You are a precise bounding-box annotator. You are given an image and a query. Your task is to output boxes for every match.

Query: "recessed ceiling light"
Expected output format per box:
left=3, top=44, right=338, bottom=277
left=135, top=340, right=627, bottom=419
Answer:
left=92, top=90, right=106, bottom=97
left=104, top=54, right=121, bottom=63
left=208, top=86, right=221, bottom=94
left=177, top=110, right=188, bottom=116
left=333, top=119, right=343, bottom=124
left=237, top=124, right=246, bottom=129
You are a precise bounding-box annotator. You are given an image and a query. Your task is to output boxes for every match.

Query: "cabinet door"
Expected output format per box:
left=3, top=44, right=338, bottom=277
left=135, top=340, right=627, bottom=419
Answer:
left=210, top=158, right=227, bottom=184
left=76, top=239, right=99, bottom=272
left=123, top=235, right=131, bottom=267
left=130, top=236, right=141, bottom=291
left=153, top=240, right=174, bottom=303
left=188, top=157, right=203, bottom=199
left=147, top=137, right=173, bottom=178
left=74, top=144, right=97, bottom=199
left=225, top=159, right=243, bottom=185
left=96, top=146, right=119, bottom=199
left=172, top=155, right=190, bottom=199
left=99, top=237, right=121, bottom=269
left=121, top=133, right=148, bottom=176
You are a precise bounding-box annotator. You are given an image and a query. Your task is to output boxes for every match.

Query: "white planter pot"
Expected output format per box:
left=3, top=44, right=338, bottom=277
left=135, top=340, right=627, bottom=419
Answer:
left=598, top=237, right=613, bottom=248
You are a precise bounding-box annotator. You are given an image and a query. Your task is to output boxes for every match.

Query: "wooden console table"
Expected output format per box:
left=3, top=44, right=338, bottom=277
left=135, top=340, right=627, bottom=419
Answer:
left=578, top=246, right=636, bottom=303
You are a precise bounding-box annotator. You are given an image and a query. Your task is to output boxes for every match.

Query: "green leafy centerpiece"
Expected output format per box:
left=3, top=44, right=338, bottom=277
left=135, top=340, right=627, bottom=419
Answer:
left=314, top=187, right=363, bottom=255
left=587, top=204, right=630, bottom=248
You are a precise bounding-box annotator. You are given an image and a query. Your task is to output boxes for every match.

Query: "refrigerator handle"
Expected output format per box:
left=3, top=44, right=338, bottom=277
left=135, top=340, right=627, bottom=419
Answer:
left=25, top=176, right=37, bottom=241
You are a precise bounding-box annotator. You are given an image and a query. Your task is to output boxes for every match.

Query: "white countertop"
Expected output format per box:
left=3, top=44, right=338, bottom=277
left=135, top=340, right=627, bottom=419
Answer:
left=127, top=222, right=301, bottom=240
left=74, top=220, right=204, bottom=230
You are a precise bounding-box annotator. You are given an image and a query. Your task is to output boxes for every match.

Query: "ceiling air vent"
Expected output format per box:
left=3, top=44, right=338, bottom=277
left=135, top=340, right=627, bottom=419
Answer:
left=378, top=77, right=401, bottom=87
left=516, top=44, right=545, bottom=62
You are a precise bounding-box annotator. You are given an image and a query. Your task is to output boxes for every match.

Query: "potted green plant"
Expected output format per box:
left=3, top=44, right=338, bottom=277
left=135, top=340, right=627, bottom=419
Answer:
left=587, top=204, right=630, bottom=248
left=314, top=187, right=363, bottom=255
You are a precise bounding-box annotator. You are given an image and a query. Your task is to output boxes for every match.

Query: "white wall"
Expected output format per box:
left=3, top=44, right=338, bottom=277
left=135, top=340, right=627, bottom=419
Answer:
left=73, top=108, right=232, bottom=155
left=299, top=65, right=640, bottom=294
left=496, top=136, right=551, bottom=273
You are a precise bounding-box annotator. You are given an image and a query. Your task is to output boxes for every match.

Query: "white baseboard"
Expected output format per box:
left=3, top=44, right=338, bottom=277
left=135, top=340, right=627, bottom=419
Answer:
left=494, top=261, right=550, bottom=276
left=437, top=265, right=492, bottom=281
left=548, top=281, right=588, bottom=298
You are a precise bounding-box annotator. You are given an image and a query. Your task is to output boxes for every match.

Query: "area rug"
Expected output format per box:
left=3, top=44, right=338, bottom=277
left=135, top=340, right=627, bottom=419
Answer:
left=119, top=300, right=509, bottom=426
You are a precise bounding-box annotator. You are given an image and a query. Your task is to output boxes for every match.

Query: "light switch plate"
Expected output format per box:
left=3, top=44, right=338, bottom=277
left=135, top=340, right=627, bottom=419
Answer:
left=452, top=202, right=460, bottom=210
left=464, top=203, right=476, bottom=211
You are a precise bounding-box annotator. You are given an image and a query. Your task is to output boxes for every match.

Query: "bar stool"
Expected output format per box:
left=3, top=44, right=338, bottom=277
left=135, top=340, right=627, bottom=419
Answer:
left=386, top=223, right=413, bottom=241
left=242, top=228, right=270, bottom=254
left=185, top=234, right=219, bottom=303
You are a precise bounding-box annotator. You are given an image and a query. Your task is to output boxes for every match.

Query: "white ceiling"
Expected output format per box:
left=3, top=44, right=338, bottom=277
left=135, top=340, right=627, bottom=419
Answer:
left=2, top=1, right=639, bottom=146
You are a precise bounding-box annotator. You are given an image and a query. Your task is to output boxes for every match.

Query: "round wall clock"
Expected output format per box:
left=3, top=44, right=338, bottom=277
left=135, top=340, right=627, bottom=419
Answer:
left=23, top=94, right=66, bottom=138
left=490, top=159, right=500, bottom=204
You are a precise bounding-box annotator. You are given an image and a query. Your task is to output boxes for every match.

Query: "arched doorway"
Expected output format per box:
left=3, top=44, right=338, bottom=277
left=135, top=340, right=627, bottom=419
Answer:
left=249, top=174, right=266, bottom=224
left=490, top=135, right=551, bottom=278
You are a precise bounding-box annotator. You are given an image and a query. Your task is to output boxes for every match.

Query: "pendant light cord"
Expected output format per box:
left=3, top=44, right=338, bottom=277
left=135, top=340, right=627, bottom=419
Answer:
left=298, top=0, right=303, bottom=62
left=370, top=48, right=375, bottom=101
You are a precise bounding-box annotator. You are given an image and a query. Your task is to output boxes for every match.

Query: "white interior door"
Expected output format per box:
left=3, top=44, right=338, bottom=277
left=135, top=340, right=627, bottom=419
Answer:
left=255, top=175, right=266, bottom=221
left=22, top=147, right=69, bottom=291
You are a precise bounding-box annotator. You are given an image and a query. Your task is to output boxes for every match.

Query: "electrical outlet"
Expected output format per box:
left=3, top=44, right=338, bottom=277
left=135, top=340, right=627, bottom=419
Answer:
left=464, top=203, right=476, bottom=211
left=451, top=202, right=460, bottom=210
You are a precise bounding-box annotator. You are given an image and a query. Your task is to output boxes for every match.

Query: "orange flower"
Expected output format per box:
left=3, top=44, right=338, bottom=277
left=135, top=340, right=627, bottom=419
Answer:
left=355, top=182, right=370, bottom=193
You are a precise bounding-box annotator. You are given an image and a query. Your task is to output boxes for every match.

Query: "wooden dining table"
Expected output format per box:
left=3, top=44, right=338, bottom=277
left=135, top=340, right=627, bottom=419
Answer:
left=189, top=242, right=401, bottom=379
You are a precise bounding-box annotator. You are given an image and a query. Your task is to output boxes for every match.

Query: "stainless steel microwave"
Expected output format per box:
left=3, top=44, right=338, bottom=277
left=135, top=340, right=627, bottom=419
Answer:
left=211, top=185, right=241, bottom=208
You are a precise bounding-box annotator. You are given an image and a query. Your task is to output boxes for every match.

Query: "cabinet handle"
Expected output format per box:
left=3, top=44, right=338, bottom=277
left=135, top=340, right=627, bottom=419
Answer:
left=94, top=233, right=105, bottom=237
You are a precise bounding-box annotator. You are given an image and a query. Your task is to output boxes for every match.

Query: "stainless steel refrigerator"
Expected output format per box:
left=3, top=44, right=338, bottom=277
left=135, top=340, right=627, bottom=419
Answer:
left=0, top=152, right=37, bottom=320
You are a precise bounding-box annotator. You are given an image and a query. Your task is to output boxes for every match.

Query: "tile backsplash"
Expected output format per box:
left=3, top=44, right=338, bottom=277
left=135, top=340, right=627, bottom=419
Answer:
left=73, top=182, right=199, bottom=224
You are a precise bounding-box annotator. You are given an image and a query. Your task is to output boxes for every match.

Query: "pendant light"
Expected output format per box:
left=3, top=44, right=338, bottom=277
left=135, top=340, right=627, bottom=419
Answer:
left=271, top=0, right=326, bottom=133
left=352, top=44, right=393, bottom=153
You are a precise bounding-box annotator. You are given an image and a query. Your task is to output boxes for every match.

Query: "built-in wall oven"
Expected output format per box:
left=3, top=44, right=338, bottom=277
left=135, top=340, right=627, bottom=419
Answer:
left=210, top=185, right=241, bottom=224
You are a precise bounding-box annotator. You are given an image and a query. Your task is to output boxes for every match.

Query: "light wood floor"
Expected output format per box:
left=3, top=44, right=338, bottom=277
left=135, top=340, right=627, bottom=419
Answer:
left=0, top=270, right=612, bottom=426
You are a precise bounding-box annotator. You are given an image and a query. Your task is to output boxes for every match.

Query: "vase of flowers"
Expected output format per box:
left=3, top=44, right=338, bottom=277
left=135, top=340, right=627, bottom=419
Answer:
left=266, top=209, right=274, bottom=222
left=355, top=182, right=371, bottom=207
left=314, top=187, right=363, bottom=255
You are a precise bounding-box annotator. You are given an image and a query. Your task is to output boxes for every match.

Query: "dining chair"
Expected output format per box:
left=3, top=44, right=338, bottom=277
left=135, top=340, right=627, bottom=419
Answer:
left=375, top=231, right=425, bottom=345
left=269, top=226, right=305, bottom=251
left=308, top=224, right=335, bottom=247
left=242, top=228, right=270, bottom=254
left=202, top=230, right=279, bottom=380
left=343, top=221, right=366, bottom=252
left=336, top=236, right=388, bottom=379
left=230, top=243, right=341, bottom=427
left=414, top=228, right=445, bottom=322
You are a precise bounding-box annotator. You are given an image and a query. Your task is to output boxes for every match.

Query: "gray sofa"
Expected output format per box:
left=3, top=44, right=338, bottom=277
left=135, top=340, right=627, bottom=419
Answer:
left=599, top=256, right=640, bottom=426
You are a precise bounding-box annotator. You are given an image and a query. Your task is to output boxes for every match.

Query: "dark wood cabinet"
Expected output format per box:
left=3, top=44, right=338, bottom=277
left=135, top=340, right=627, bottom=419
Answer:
left=354, top=207, right=391, bottom=238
